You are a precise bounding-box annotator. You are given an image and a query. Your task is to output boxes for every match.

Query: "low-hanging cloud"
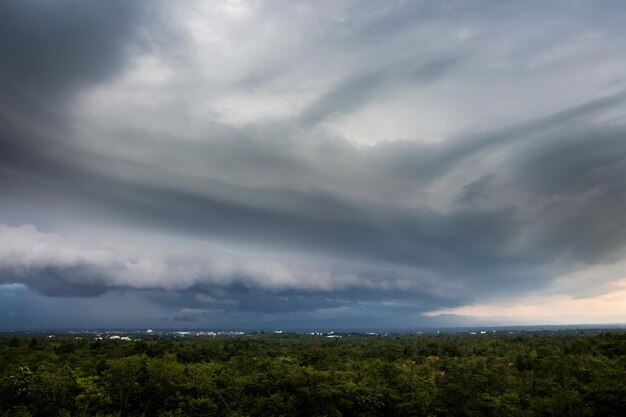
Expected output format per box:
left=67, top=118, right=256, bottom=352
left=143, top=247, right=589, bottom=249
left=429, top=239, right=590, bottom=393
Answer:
left=0, top=224, right=449, bottom=304
left=0, top=224, right=325, bottom=296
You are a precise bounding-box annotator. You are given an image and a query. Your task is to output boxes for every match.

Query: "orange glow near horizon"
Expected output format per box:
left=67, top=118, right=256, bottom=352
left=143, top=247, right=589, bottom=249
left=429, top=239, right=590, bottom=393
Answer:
left=424, top=279, right=626, bottom=323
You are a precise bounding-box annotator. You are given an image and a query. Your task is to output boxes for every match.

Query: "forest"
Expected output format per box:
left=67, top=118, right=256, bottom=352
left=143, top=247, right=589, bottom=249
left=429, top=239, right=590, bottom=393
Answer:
left=1, top=329, right=625, bottom=417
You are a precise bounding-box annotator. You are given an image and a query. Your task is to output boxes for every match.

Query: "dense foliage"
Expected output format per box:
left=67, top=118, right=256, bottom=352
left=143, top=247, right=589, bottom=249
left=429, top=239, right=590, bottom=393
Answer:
left=1, top=330, right=625, bottom=416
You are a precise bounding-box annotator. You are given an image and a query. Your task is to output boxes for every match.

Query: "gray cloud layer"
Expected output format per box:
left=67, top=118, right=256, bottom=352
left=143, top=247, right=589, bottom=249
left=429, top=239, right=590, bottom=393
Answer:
left=1, top=0, right=626, bottom=326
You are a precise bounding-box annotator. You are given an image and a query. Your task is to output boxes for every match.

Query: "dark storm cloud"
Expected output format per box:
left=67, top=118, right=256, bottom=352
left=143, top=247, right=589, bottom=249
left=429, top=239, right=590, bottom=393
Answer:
left=3, top=93, right=626, bottom=306
left=298, top=55, right=462, bottom=126
left=509, top=130, right=626, bottom=264
left=2, top=0, right=626, bottom=326
left=0, top=0, right=153, bottom=190
left=376, top=91, right=626, bottom=184
left=2, top=148, right=520, bottom=276
left=456, top=174, right=494, bottom=204
left=172, top=315, right=197, bottom=322
left=5, top=266, right=109, bottom=298
left=0, top=0, right=149, bottom=111
left=298, top=70, right=390, bottom=126
left=238, top=292, right=343, bottom=313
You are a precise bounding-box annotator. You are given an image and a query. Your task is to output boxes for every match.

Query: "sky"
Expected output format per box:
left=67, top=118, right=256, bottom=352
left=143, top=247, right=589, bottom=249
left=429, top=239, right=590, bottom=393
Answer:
left=2, top=0, right=626, bottom=330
